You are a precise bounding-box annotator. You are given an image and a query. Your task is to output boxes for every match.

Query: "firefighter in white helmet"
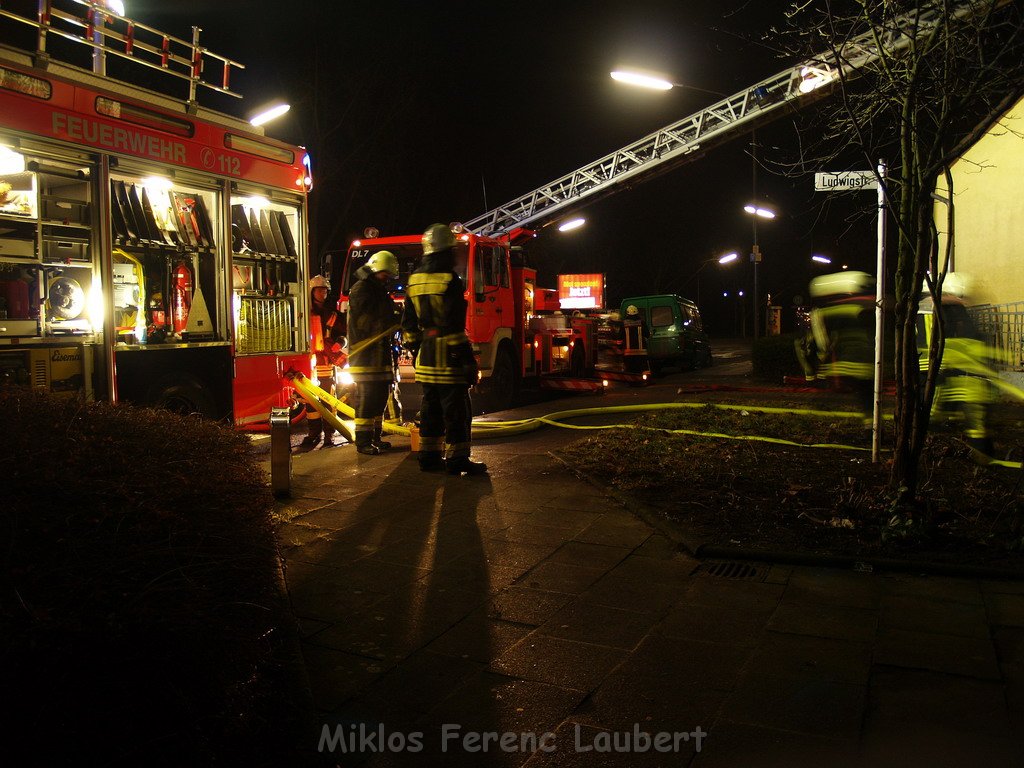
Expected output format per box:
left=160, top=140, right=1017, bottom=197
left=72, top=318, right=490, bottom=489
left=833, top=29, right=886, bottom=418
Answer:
left=808, top=271, right=875, bottom=427
left=917, top=275, right=1002, bottom=459
left=401, top=223, right=486, bottom=475
left=297, top=274, right=345, bottom=451
left=348, top=250, right=402, bottom=455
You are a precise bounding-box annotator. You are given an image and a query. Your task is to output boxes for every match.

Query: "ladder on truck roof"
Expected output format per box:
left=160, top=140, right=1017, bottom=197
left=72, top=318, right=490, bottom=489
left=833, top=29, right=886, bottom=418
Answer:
left=0, top=0, right=245, bottom=109
left=463, top=0, right=1007, bottom=238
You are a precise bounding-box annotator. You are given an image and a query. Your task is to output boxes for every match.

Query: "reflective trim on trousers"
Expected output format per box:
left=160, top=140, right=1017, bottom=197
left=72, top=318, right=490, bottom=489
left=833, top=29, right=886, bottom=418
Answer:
left=419, top=434, right=445, bottom=452
left=444, top=441, right=471, bottom=460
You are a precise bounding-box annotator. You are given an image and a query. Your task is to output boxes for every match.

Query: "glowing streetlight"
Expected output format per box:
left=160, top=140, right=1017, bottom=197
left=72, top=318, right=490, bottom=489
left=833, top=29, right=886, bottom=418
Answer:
left=812, top=254, right=832, bottom=264
left=610, top=71, right=673, bottom=90
left=744, top=205, right=776, bottom=219
left=718, top=252, right=739, bottom=265
left=610, top=70, right=726, bottom=97
left=250, top=103, right=291, bottom=127
left=558, top=217, right=586, bottom=232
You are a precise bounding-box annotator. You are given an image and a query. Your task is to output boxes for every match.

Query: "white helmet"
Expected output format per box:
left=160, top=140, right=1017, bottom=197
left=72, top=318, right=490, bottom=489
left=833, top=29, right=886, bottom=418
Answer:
left=309, top=274, right=329, bottom=290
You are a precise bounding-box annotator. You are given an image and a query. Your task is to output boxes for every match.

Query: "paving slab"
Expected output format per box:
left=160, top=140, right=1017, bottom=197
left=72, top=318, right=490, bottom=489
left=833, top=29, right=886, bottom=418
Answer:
left=490, top=634, right=629, bottom=692
left=873, top=627, right=1002, bottom=679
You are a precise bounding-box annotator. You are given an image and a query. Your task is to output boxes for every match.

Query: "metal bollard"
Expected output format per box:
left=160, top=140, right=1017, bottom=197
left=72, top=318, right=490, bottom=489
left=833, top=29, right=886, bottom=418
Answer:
left=270, top=407, right=292, bottom=498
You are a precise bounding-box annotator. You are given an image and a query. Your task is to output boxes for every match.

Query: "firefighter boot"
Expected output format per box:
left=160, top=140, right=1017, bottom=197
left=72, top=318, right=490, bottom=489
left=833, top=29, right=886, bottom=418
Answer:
left=419, top=451, right=445, bottom=472
left=322, top=425, right=340, bottom=448
left=446, top=457, right=488, bottom=476
left=296, top=418, right=322, bottom=452
left=372, top=425, right=392, bottom=452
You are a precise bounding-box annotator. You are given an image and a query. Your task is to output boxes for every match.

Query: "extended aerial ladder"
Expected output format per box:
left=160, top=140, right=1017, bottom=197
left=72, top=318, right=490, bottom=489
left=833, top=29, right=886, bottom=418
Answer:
left=463, top=0, right=1005, bottom=238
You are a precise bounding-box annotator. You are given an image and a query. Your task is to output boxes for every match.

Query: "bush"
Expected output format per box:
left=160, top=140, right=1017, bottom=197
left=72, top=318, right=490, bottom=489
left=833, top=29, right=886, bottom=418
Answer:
left=0, top=390, right=306, bottom=766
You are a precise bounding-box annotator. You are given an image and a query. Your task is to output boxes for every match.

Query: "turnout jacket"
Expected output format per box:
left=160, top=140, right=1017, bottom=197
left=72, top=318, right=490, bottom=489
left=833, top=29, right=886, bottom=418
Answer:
left=347, top=268, right=399, bottom=382
left=401, top=251, right=474, bottom=385
left=811, top=293, right=874, bottom=381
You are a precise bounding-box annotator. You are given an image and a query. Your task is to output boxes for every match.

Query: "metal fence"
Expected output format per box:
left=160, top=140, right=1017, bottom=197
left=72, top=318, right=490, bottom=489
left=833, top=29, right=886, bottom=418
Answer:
left=970, top=302, right=1024, bottom=371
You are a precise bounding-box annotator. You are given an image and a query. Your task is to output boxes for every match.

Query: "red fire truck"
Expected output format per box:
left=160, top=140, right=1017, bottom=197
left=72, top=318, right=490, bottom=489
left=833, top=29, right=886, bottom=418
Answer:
left=0, top=2, right=313, bottom=428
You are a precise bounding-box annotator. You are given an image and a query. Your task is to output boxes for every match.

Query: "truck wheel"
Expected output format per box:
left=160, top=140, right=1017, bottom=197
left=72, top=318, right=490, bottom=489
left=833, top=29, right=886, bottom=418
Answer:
left=480, top=347, right=518, bottom=412
left=147, top=376, right=216, bottom=418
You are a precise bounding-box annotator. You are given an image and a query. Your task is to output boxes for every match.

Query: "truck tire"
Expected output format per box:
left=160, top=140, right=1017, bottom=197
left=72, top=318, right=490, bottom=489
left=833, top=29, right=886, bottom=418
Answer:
left=479, top=347, right=518, bottom=412
left=146, top=375, right=217, bottom=419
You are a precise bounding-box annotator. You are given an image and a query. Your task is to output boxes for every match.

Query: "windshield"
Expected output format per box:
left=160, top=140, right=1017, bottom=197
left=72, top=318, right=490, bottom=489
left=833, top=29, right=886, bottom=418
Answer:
left=345, top=243, right=468, bottom=297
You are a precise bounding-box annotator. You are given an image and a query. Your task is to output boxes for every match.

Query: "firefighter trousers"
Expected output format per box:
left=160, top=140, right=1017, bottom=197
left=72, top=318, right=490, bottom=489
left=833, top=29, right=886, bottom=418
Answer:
left=419, top=383, right=473, bottom=460
left=354, top=380, right=391, bottom=447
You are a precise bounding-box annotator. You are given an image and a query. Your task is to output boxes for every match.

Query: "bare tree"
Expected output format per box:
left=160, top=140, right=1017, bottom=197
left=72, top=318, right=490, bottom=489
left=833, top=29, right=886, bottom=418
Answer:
left=780, top=0, right=1024, bottom=510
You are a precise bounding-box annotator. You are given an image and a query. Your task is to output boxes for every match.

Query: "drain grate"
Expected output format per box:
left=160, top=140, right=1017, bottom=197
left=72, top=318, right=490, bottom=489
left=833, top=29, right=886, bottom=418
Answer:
left=698, top=560, right=763, bottom=580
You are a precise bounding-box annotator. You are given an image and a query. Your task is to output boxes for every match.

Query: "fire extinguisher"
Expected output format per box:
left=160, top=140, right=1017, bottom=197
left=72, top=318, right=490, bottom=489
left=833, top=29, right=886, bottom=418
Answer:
left=171, top=260, right=193, bottom=335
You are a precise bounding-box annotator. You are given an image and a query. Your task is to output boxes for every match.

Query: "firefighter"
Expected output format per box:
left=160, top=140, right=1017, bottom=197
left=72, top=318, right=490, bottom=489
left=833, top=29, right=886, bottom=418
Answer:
left=298, top=274, right=345, bottom=451
left=808, top=271, right=875, bottom=427
left=401, top=223, right=486, bottom=475
left=348, top=250, right=401, bottom=455
left=917, top=279, right=999, bottom=458
left=622, top=304, right=650, bottom=374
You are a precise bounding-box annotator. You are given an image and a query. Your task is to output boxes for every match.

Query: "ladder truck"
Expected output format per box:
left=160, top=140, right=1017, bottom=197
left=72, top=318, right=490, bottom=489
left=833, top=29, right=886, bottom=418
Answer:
left=337, top=1, right=1000, bottom=410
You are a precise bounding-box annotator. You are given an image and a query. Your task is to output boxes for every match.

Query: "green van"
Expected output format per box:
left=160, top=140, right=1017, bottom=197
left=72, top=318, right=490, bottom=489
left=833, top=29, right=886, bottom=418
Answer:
left=619, top=294, right=713, bottom=373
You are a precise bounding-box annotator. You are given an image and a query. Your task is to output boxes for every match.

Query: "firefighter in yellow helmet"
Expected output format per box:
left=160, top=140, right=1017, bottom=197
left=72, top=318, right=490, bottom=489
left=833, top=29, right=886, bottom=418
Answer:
left=298, top=274, right=345, bottom=451
left=401, top=223, right=486, bottom=474
left=808, top=271, right=875, bottom=427
left=348, top=250, right=402, bottom=455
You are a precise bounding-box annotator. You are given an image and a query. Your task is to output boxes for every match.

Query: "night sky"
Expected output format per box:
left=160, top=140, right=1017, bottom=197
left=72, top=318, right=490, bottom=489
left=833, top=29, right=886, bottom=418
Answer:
left=33, top=1, right=881, bottom=332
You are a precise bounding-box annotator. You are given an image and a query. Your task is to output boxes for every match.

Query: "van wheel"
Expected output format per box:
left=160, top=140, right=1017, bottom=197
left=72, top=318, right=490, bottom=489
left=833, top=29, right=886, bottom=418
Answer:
left=480, top=347, right=518, bottom=412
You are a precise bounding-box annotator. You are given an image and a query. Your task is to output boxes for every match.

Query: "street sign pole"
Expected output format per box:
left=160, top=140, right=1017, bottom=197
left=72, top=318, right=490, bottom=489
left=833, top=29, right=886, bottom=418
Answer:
left=814, top=167, right=886, bottom=463
left=872, top=160, right=887, bottom=464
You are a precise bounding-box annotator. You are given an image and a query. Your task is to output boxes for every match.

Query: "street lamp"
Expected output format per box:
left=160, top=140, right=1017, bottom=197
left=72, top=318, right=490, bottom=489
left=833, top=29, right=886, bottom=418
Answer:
left=811, top=254, right=832, bottom=265
left=743, top=189, right=777, bottom=340
left=610, top=70, right=726, bottom=97
left=558, top=217, right=586, bottom=232
left=250, top=103, right=291, bottom=127
left=680, top=251, right=739, bottom=306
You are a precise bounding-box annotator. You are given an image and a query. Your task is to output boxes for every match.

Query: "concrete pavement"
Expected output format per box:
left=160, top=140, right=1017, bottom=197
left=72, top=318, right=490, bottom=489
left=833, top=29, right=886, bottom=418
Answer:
left=265, top=348, right=1024, bottom=767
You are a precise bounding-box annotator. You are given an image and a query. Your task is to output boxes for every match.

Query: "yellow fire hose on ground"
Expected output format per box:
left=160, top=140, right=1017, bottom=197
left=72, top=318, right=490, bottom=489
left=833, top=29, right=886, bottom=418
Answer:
left=288, top=372, right=1021, bottom=467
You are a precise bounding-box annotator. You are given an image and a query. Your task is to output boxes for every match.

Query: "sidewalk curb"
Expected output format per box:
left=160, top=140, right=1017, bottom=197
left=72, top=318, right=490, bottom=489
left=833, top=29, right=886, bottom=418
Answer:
left=551, top=451, right=1024, bottom=581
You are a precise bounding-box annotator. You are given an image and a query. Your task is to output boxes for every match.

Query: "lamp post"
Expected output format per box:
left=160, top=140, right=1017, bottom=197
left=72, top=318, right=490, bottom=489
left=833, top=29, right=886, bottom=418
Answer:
left=743, top=194, right=776, bottom=340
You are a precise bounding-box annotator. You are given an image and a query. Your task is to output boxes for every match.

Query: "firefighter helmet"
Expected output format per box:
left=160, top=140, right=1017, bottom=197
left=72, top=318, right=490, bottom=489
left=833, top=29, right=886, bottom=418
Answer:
left=309, top=275, right=329, bottom=290
left=625, top=304, right=640, bottom=317
left=809, top=271, right=873, bottom=299
left=422, top=223, right=457, bottom=255
left=367, top=250, right=399, bottom=278
left=920, top=272, right=971, bottom=299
